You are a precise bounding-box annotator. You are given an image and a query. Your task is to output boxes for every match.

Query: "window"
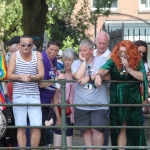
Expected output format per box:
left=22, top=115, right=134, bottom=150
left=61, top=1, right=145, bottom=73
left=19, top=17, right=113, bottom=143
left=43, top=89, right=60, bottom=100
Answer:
left=92, top=0, right=117, bottom=9
left=139, top=0, right=150, bottom=9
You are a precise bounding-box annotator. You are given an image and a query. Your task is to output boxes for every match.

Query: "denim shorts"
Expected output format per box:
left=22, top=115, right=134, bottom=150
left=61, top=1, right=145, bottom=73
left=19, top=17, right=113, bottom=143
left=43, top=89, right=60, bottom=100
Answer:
left=13, top=94, right=42, bottom=126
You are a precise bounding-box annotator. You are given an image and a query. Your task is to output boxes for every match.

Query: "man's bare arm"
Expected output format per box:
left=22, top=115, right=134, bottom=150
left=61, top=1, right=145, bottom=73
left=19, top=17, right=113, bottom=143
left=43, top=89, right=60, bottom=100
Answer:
left=7, top=53, right=21, bottom=80
left=30, top=51, right=44, bottom=81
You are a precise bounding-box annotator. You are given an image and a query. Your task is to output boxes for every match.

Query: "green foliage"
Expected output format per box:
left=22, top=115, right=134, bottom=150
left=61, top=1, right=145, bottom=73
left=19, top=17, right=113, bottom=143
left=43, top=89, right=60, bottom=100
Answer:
left=0, top=0, right=23, bottom=42
left=46, top=0, right=116, bottom=47
left=62, top=36, right=79, bottom=54
left=0, top=0, right=116, bottom=45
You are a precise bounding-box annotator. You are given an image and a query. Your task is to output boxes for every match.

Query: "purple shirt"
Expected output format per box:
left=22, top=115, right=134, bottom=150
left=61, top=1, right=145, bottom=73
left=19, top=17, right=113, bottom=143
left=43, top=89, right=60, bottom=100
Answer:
left=39, top=51, right=57, bottom=104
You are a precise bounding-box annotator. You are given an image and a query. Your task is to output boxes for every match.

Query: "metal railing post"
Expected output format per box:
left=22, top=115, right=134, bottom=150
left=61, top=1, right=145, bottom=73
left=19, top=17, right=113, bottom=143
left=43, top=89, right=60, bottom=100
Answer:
left=60, top=79, right=67, bottom=150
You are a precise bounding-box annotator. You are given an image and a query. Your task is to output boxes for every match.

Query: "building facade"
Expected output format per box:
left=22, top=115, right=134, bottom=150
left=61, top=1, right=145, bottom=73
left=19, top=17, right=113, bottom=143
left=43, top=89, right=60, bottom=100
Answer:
left=74, top=0, right=150, bottom=66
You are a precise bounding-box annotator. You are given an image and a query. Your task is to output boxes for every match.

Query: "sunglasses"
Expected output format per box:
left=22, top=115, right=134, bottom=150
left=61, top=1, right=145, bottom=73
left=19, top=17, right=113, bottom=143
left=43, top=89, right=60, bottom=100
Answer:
left=21, top=43, right=32, bottom=47
left=118, top=51, right=127, bottom=55
left=139, top=51, right=146, bottom=56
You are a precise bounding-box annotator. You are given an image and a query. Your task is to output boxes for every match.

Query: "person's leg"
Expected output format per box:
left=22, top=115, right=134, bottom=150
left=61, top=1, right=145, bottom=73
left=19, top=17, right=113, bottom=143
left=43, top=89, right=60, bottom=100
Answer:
left=46, top=129, right=54, bottom=146
left=83, top=129, right=93, bottom=150
left=65, top=118, right=73, bottom=150
left=66, top=136, right=73, bottom=150
left=40, top=106, right=50, bottom=146
left=30, top=128, right=41, bottom=149
left=91, top=109, right=108, bottom=150
left=17, top=128, right=26, bottom=150
left=117, top=121, right=127, bottom=150
left=13, top=94, right=28, bottom=149
left=28, top=94, right=42, bottom=149
left=53, top=133, right=61, bottom=150
left=74, top=108, right=92, bottom=150
left=92, top=129, right=104, bottom=150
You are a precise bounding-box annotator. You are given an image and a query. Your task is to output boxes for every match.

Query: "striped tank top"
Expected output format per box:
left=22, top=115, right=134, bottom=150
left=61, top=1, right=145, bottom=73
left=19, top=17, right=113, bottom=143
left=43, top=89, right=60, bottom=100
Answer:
left=13, top=50, right=40, bottom=95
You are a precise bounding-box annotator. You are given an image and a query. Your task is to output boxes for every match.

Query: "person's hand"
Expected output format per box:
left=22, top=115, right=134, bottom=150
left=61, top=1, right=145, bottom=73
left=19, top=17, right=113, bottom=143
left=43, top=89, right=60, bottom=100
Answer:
left=45, top=119, right=53, bottom=126
left=121, top=57, right=129, bottom=70
left=94, top=74, right=102, bottom=87
left=56, top=73, right=66, bottom=80
left=56, top=116, right=62, bottom=127
left=78, top=76, right=90, bottom=85
left=19, top=74, right=32, bottom=82
left=79, top=52, right=86, bottom=62
left=143, top=99, right=149, bottom=114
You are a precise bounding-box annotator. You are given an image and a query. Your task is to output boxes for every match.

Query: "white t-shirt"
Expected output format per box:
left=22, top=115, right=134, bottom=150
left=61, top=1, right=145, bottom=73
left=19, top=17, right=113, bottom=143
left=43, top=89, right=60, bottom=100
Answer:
left=93, top=48, right=111, bottom=59
left=93, top=48, right=111, bottom=102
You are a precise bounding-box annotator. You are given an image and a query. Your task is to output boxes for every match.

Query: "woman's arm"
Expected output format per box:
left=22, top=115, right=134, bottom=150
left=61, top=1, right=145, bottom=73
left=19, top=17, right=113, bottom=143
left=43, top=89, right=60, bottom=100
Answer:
left=126, top=68, right=143, bottom=81
left=39, top=73, right=66, bottom=88
left=123, top=58, right=143, bottom=81
left=53, top=89, right=61, bottom=126
left=94, top=69, right=110, bottom=87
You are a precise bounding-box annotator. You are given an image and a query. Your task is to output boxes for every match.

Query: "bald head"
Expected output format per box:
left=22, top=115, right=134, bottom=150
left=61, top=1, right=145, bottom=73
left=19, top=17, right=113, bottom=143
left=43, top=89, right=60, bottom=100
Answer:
left=95, top=31, right=109, bottom=56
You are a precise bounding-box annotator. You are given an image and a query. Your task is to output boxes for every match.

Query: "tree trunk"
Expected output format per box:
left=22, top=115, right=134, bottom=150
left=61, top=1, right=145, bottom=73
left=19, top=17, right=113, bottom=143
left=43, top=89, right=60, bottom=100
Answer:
left=21, top=0, right=48, bottom=45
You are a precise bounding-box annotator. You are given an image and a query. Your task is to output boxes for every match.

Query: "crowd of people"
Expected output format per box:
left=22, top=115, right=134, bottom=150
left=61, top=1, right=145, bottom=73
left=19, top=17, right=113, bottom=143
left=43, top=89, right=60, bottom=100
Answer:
left=0, top=31, right=149, bottom=150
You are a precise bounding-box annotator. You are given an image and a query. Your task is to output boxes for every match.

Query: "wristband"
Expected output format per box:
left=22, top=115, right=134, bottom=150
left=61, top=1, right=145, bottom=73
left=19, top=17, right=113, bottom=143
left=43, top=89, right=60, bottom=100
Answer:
left=96, top=73, right=102, bottom=78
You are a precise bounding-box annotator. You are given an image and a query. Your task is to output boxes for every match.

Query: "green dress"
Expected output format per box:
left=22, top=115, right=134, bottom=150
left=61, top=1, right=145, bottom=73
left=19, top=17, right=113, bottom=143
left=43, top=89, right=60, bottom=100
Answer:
left=101, top=59, right=148, bottom=150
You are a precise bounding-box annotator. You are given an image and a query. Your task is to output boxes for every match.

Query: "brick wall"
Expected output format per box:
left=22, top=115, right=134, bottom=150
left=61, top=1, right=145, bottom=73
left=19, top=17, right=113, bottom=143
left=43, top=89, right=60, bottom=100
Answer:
left=73, top=0, right=150, bottom=40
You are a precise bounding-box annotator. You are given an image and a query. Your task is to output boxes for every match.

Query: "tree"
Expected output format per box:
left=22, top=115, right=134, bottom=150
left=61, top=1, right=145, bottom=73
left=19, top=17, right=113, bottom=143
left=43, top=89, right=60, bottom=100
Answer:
left=0, top=0, right=22, bottom=41
left=0, top=0, right=116, bottom=46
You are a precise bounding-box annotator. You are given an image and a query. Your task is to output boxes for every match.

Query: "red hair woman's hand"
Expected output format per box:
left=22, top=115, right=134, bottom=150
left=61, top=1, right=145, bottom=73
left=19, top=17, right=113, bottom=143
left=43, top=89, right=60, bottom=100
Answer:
left=95, top=74, right=102, bottom=87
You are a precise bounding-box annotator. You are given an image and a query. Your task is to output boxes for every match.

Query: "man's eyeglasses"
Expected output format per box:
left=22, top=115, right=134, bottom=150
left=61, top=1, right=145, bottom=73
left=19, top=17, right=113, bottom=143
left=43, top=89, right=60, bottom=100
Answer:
left=21, top=43, right=32, bottom=47
left=118, top=51, right=127, bottom=55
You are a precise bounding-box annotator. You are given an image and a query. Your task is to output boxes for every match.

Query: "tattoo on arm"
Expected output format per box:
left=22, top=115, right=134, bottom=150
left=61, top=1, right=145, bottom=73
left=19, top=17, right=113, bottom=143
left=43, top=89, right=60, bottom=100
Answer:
left=39, top=59, right=43, bottom=62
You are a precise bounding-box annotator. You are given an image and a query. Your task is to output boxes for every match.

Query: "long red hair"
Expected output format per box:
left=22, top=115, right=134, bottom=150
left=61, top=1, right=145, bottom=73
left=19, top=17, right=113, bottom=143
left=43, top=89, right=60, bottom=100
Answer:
left=111, top=40, right=141, bottom=71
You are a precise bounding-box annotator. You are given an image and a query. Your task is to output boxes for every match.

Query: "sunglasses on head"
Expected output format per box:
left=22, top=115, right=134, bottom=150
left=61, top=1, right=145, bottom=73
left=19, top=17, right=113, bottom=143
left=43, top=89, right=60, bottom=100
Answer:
left=21, top=43, right=32, bottom=47
left=118, top=51, right=127, bottom=55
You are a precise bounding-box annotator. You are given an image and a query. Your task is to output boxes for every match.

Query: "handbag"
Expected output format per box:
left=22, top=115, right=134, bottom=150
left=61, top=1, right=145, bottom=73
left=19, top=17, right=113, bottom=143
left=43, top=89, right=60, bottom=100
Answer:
left=58, top=85, right=72, bottom=116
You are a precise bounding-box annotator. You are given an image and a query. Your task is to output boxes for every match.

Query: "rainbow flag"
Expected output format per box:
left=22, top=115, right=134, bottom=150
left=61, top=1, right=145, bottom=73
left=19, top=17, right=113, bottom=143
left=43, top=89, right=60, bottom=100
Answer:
left=0, top=52, right=7, bottom=111
left=0, top=53, right=7, bottom=80
left=0, top=91, right=6, bottom=111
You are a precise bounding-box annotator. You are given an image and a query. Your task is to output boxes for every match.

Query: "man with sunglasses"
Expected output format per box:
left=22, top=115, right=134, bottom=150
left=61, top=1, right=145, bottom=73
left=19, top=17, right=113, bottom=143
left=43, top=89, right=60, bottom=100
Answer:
left=7, top=35, right=44, bottom=149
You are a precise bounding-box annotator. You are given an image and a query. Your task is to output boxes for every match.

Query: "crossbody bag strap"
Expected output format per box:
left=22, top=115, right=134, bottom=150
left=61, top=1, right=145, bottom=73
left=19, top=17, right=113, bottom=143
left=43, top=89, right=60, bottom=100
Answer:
left=67, top=84, right=73, bottom=101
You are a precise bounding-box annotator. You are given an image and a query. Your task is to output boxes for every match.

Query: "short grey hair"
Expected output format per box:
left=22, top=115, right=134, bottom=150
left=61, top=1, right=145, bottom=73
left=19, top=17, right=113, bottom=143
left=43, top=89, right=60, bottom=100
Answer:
left=79, top=39, right=95, bottom=50
left=95, top=31, right=110, bottom=42
left=63, top=48, right=76, bottom=60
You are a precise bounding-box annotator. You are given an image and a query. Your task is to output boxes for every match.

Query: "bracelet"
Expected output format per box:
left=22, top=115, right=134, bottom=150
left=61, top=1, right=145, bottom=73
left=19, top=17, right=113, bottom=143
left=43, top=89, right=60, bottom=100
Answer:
left=127, top=68, right=132, bottom=73
left=96, top=73, right=102, bottom=78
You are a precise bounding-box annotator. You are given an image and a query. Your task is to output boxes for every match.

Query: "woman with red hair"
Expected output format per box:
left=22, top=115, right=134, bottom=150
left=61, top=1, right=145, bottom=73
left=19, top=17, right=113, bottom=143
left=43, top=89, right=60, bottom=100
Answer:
left=95, top=40, right=148, bottom=150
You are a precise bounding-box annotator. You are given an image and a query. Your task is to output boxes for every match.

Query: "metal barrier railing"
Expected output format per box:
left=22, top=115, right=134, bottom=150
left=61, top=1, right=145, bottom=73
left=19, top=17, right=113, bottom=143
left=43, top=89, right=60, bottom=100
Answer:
left=0, top=79, right=150, bottom=149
